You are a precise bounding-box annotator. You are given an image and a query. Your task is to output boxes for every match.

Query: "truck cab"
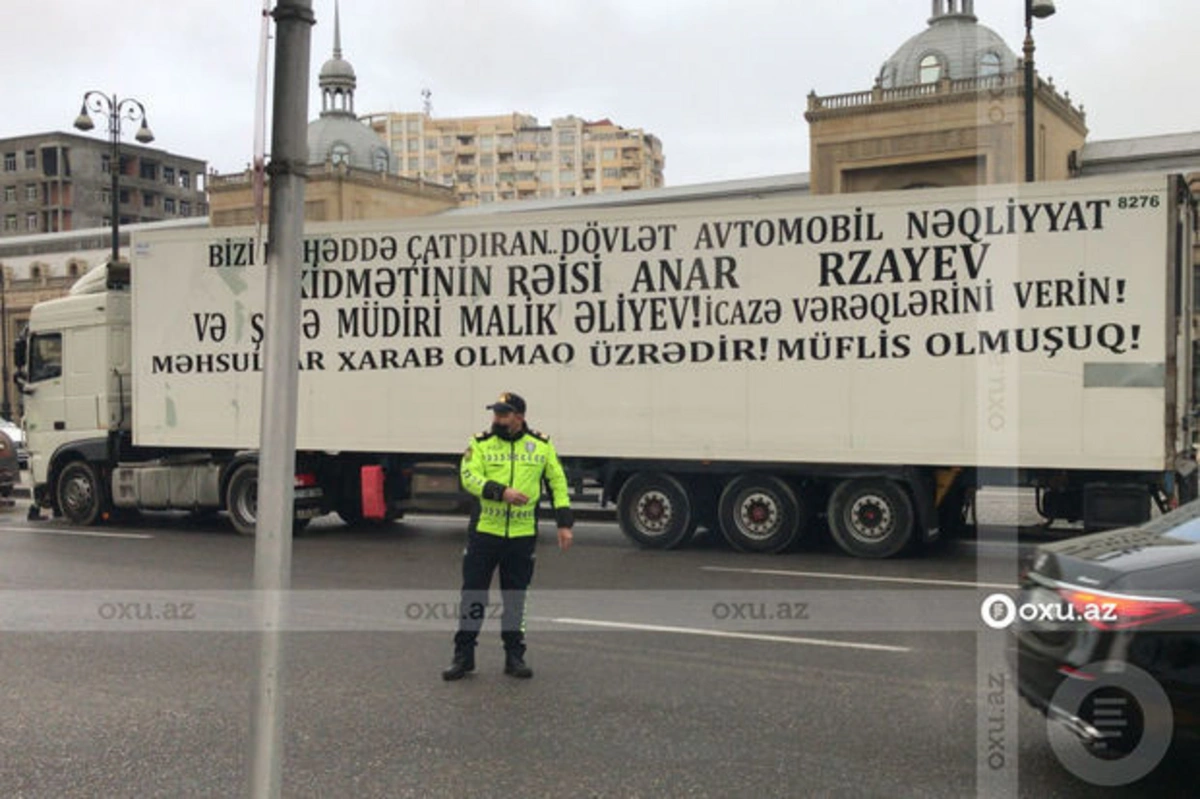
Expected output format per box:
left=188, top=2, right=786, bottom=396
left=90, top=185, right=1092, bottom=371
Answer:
left=18, top=262, right=130, bottom=515
left=16, top=260, right=321, bottom=532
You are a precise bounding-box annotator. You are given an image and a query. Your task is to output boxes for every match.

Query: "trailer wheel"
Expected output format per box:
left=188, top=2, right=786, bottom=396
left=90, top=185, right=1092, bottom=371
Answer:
left=827, top=478, right=914, bottom=558
left=717, top=475, right=804, bottom=553
left=57, top=461, right=107, bottom=526
left=616, top=472, right=694, bottom=549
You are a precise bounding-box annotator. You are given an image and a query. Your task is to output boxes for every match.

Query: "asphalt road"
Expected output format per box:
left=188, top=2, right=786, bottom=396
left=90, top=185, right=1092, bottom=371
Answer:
left=0, top=502, right=1194, bottom=798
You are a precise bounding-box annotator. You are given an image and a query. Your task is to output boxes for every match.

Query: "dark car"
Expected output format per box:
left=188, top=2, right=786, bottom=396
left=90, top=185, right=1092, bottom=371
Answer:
left=0, top=418, right=28, bottom=469
left=0, top=430, right=18, bottom=497
left=1009, top=500, right=1200, bottom=777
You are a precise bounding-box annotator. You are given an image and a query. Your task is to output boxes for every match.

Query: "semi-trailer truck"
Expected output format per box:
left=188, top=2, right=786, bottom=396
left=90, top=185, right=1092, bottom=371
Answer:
left=17, top=172, right=1196, bottom=557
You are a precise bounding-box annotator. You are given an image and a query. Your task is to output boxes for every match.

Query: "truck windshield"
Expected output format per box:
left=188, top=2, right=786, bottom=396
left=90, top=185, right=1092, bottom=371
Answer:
left=27, top=333, right=62, bottom=382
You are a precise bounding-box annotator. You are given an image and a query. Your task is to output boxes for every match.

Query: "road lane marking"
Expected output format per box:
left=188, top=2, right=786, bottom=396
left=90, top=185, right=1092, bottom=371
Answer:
left=701, top=566, right=1017, bottom=591
left=547, top=617, right=912, bottom=652
left=0, top=525, right=153, bottom=540
left=960, top=539, right=1027, bottom=549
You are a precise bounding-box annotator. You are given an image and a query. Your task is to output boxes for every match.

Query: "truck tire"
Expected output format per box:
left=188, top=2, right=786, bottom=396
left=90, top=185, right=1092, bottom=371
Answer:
left=225, top=463, right=313, bottom=536
left=226, top=463, right=259, bottom=536
left=717, top=475, right=804, bottom=553
left=827, top=478, right=914, bottom=558
left=616, top=472, right=694, bottom=549
left=57, top=461, right=107, bottom=526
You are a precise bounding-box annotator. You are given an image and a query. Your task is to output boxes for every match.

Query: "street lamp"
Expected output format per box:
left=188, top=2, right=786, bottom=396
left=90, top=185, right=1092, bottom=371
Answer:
left=1023, top=0, right=1056, bottom=182
left=73, top=92, right=155, bottom=264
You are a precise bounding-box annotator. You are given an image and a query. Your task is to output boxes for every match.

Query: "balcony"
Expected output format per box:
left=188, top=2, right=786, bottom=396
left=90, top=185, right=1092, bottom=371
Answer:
left=804, top=70, right=1084, bottom=129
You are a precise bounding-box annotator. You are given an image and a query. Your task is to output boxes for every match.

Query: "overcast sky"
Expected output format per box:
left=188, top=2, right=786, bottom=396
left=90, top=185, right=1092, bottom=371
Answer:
left=2, top=1, right=1195, bottom=186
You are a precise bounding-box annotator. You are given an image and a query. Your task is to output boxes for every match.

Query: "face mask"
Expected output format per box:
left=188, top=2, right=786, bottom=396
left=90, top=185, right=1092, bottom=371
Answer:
left=491, top=422, right=510, bottom=437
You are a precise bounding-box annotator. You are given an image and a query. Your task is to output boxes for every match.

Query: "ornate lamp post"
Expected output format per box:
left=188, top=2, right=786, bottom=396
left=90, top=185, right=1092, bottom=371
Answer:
left=1023, top=0, right=1057, bottom=182
left=73, top=92, right=155, bottom=263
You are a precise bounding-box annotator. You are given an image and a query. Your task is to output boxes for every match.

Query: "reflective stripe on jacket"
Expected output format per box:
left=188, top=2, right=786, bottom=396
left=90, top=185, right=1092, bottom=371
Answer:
left=460, top=427, right=573, bottom=537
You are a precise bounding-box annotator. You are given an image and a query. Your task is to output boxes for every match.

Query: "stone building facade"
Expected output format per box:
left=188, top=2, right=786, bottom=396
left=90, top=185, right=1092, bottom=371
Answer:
left=805, top=0, right=1087, bottom=194
left=208, top=2, right=455, bottom=226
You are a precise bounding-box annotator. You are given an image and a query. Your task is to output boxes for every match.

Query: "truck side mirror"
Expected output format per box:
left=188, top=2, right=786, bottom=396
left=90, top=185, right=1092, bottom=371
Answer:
left=13, top=337, right=25, bottom=370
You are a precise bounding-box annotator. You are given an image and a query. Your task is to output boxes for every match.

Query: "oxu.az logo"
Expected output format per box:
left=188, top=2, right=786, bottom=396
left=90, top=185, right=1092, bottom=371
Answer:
left=980, top=593, right=1117, bottom=630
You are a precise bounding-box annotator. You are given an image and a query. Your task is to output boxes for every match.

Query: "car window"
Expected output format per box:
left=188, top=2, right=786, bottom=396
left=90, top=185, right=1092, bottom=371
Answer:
left=1140, top=498, right=1200, bottom=541
left=1159, top=516, right=1200, bottom=543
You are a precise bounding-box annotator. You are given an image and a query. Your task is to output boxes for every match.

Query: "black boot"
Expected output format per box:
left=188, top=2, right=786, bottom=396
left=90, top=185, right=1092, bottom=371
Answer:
left=504, top=650, right=533, bottom=679
left=442, top=649, right=475, bottom=681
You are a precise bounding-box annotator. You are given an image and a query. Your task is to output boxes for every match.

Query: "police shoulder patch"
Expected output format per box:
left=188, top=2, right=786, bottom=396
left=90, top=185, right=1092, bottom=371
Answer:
left=528, top=429, right=550, bottom=442
left=475, top=429, right=494, bottom=441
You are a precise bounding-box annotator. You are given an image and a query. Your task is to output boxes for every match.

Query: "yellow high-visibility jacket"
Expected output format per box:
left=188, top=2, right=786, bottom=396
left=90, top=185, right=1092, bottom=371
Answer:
left=460, top=427, right=573, bottom=537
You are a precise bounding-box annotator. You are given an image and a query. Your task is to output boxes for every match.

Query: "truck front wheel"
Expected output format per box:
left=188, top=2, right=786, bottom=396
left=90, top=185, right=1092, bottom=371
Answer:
left=827, top=478, right=914, bottom=558
left=57, top=461, right=107, bottom=526
left=717, top=475, right=805, bottom=553
left=616, top=472, right=694, bottom=549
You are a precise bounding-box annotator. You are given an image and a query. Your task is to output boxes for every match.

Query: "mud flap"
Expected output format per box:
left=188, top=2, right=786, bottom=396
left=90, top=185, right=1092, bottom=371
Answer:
left=362, top=465, right=386, bottom=520
left=904, top=467, right=940, bottom=544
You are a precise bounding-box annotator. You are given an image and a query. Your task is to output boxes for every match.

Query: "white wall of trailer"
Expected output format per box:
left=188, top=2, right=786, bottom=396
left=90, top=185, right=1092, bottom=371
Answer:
left=129, top=174, right=1185, bottom=472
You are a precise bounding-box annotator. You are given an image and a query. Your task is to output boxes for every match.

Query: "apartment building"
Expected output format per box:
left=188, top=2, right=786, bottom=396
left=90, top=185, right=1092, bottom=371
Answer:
left=364, top=111, right=665, bottom=206
left=0, top=132, right=207, bottom=239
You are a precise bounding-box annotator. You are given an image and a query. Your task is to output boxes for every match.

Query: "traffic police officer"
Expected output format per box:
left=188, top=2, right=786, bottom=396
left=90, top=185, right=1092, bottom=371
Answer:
left=442, top=391, right=574, bottom=680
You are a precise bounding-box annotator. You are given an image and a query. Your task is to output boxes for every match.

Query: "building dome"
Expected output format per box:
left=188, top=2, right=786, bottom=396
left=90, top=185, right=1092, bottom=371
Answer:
left=319, top=54, right=357, bottom=83
left=307, top=116, right=392, bottom=172
left=305, top=0, right=392, bottom=173
left=878, top=0, right=1017, bottom=89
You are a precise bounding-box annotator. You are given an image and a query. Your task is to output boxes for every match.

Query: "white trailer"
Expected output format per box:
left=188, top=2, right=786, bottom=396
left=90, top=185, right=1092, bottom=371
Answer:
left=17, top=173, right=1197, bottom=557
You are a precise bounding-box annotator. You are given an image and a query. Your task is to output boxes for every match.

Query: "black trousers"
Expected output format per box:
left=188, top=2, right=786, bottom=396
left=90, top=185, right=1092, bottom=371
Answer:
left=453, top=530, right=536, bottom=655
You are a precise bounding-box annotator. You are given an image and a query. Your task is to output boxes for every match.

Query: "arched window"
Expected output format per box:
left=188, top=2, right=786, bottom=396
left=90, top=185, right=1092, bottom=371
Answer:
left=979, top=52, right=1002, bottom=77
left=919, top=55, right=942, bottom=84
left=373, top=148, right=389, bottom=172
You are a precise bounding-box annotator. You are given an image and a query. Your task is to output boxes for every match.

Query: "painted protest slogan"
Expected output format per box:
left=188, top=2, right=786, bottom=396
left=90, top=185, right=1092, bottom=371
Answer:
left=155, top=189, right=1154, bottom=375
left=129, top=175, right=1175, bottom=461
